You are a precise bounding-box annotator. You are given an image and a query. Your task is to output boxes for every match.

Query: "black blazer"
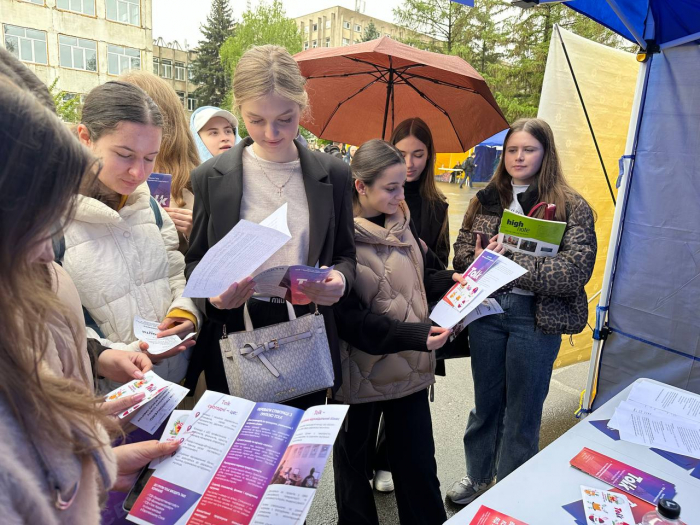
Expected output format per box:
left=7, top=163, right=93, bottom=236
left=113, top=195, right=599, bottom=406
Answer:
left=409, top=197, right=449, bottom=269
left=184, top=137, right=357, bottom=393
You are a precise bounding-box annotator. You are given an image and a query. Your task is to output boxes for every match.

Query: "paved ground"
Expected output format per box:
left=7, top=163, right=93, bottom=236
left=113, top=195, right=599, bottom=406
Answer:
left=306, top=182, right=591, bottom=524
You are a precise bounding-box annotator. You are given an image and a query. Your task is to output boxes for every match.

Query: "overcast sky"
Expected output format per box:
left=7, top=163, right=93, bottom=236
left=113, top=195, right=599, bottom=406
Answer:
left=152, top=0, right=404, bottom=50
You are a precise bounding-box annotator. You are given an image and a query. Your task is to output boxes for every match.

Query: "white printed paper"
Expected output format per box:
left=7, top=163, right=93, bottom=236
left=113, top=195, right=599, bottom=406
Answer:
left=131, top=383, right=190, bottom=435
left=627, top=382, right=700, bottom=423
left=183, top=204, right=292, bottom=298
left=616, top=410, right=700, bottom=459
left=430, top=250, right=527, bottom=328
left=448, top=299, right=503, bottom=342
left=133, top=316, right=195, bottom=355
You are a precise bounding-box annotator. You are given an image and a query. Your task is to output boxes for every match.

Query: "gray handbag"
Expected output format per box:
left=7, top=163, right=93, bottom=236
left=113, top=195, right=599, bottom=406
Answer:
left=219, top=301, right=334, bottom=403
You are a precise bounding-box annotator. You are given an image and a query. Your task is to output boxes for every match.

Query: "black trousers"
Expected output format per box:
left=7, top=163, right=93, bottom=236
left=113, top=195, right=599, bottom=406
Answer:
left=334, top=389, right=446, bottom=525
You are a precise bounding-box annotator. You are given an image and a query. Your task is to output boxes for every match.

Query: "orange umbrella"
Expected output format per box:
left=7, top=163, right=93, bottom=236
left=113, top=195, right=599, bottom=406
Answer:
left=295, top=37, right=508, bottom=152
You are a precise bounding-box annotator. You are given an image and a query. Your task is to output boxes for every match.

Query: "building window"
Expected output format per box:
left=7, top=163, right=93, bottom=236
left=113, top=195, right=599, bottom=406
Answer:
left=312, top=23, right=318, bottom=32
left=187, top=63, right=194, bottom=81
left=3, top=25, right=47, bottom=64
left=176, top=91, right=185, bottom=106
left=386, top=33, right=391, bottom=37
left=175, top=61, right=185, bottom=81
left=303, top=41, right=309, bottom=50
left=22, top=0, right=44, bottom=4
left=342, top=38, right=350, bottom=46
left=56, top=0, right=95, bottom=16
left=59, top=35, right=97, bottom=71
left=355, top=24, right=362, bottom=32
left=325, top=20, right=331, bottom=29
left=105, top=0, right=140, bottom=26
left=312, top=40, right=317, bottom=48
left=303, top=25, right=308, bottom=33
left=153, top=57, right=159, bottom=72
left=343, top=21, right=350, bottom=29
left=160, top=59, right=172, bottom=78
left=107, top=44, right=140, bottom=75
left=187, top=95, right=196, bottom=112
left=325, top=37, right=330, bottom=47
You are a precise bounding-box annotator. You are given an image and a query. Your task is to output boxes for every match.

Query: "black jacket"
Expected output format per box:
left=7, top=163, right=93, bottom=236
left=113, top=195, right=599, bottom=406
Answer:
left=184, top=138, right=357, bottom=393
left=406, top=196, right=449, bottom=269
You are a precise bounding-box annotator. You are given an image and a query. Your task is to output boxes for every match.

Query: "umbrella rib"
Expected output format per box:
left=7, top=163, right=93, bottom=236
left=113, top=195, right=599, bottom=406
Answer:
left=319, top=76, right=383, bottom=137
left=398, top=71, right=479, bottom=94
left=400, top=75, right=466, bottom=152
left=306, top=70, right=384, bottom=80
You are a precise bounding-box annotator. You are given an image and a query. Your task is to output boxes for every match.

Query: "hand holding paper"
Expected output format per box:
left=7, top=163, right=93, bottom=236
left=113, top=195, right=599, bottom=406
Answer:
left=133, top=316, right=195, bottom=357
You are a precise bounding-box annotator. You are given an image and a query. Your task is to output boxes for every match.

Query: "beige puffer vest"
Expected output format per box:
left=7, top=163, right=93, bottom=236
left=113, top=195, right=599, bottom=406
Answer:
left=338, top=202, right=435, bottom=404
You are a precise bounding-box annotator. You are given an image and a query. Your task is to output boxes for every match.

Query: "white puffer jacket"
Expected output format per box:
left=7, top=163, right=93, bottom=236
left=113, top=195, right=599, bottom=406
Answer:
left=63, top=184, right=201, bottom=387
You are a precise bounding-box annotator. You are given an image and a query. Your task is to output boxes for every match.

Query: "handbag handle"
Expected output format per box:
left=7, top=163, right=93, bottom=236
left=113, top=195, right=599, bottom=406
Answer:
left=243, top=301, right=296, bottom=332
left=528, top=202, right=556, bottom=221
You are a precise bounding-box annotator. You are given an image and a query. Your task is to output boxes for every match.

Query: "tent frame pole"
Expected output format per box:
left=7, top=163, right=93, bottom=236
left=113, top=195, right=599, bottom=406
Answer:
left=604, top=0, right=647, bottom=49
left=582, top=58, right=650, bottom=414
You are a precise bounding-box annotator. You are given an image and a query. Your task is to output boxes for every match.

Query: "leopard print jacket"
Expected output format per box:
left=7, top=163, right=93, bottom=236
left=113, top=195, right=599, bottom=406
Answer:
left=453, top=191, right=596, bottom=335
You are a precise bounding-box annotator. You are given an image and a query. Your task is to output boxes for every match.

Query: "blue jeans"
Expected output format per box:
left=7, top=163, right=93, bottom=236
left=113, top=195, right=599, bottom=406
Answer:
left=464, top=293, right=561, bottom=483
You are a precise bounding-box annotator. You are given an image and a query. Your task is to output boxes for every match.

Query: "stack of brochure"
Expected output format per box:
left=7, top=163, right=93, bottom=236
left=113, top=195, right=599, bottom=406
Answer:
left=608, top=382, right=700, bottom=459
left=497, top=209, right=566, bottom=257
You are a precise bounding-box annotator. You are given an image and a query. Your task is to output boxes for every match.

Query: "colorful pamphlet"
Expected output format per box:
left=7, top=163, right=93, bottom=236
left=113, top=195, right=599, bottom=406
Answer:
left=563, top=487, right=654, bottom=525
left=103, top=371, right=175, bottom=419
left=253, top=265, right=334, bottom=305
left=468, top=505, right=528, bottom=525
left=430, top=250, right=526, bottom=328
left=570, top=447, right=676, bottom=504
left=127, top=391, right=349, bottom=525
left=498, top=209, right=566, bottom=257
left=147, top=173, right=172, bottom=207
left=579, top=485, right=635, bottom=525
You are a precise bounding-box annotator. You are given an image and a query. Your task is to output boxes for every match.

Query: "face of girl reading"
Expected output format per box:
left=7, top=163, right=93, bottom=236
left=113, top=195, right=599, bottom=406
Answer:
left=394, top=134, right=428, bottom=183
left=357, top=163, right=407, bottom=217
left=78, top=121, right=162, bottom=196
left=505, top=130, right=544, bottom=186
left=240, top=93, right=301, bottom=163
left=199, top=116, right=235, bottom=156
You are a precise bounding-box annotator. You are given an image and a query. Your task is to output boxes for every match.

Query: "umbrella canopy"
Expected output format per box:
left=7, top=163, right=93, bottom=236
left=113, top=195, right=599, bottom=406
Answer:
left=295, top=37, right=508, bottom=152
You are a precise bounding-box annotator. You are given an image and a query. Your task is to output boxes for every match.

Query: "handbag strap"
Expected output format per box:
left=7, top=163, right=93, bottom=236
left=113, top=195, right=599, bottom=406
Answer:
left=242, top=300, right=297, bottom=332
left=238, top=331, right=314, bottom=377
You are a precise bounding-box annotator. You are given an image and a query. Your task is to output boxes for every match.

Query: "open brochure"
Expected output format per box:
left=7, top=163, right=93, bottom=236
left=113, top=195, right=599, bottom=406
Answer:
left=430, top=250, right=527, bottom=328
left=127, top=390, right=349, bottom=525
left=497, top=209, right=566, bottom=257
left=253, top=265, right=334, bottom=305
left=184, top=204, right=292, bottom=298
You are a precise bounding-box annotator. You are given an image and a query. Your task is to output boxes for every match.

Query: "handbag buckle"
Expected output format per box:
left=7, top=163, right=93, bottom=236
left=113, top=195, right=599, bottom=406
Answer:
left=270, top=339, right=280, bottom=350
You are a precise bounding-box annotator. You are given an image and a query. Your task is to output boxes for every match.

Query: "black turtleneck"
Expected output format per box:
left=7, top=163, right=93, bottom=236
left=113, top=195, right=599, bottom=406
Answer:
left=366, top=213, right=385, bottom=227
left=404, top=179, right=422, bottom=236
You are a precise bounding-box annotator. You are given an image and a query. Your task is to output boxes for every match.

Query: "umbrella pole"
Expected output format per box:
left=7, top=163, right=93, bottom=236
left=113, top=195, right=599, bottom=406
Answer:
left=381, top=58, right=394, bottom=140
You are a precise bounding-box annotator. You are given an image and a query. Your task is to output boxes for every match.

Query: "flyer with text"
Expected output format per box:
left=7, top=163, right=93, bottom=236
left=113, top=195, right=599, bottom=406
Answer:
left=498, top=210, right=566, bottom=257
left=253, top=265, right=334, bottom=305
left=147, top=173, right=172, bottom=207
left=468, top=505, right=528, bottom=525
left=127, top=391, right=348, bottom=525
left=569, top=447, right=676, bottom=504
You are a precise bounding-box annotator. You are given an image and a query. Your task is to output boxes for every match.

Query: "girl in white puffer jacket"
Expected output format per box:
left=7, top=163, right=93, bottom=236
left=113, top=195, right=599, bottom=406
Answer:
left=63, top=81, right=201, bottom=389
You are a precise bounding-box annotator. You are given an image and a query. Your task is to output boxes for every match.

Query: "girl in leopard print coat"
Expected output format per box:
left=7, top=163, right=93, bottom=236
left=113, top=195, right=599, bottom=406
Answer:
left=446, top=119, right=596, bottom=506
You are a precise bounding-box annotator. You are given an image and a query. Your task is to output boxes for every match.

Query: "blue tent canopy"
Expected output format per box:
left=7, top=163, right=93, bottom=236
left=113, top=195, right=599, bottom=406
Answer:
left=478, top=129, right=508, bottom=147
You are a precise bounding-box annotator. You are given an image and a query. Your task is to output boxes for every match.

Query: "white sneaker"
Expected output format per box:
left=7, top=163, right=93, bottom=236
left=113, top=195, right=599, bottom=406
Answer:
left=373, top=470, right=394, bottom=492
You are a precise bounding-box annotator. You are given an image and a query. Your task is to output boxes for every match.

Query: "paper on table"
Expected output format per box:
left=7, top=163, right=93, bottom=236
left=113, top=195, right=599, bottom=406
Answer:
left=131, top=383, right=190, bottom=435
left=430, top=250, right=526, bottom=328
left=149, top=410, right=190, bottom=469
left=103, top=371, right=173, bottom=419
left=616, top=409, right=700, bottom=459
left=627, top=381, right=700, bottom=423
left=608, top=399, right=680, bottom=430
left=183, top=204, right=291, bottom=298
left=133, top=316, right=195, bottom=355
left=580, top=485, right=634, bottom=525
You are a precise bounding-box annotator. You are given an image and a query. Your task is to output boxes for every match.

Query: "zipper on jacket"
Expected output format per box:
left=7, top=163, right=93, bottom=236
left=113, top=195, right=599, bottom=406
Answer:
left=430, top=384, right=435, bottom=402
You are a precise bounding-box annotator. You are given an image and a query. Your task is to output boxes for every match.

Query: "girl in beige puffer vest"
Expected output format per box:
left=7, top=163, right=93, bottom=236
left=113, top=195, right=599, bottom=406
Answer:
left=333, top=140, right=463, bottom=525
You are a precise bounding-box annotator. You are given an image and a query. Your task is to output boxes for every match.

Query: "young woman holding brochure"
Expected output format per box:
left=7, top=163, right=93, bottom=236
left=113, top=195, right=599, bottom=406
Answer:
left=448, top=118, right=597, bottom=505
left=333, top=139, right=464, bottom=525
left=184, top=45, right=356, bottom=410
left=63, top=81, right=201, bottom=389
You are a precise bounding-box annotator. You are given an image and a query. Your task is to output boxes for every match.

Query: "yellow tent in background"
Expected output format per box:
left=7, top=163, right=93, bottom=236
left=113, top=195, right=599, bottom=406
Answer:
left=537, top=27, right=638, bottom=369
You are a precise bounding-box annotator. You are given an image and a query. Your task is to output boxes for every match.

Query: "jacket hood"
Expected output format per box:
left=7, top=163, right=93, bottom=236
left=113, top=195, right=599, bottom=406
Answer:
left=190, top=105, right=242, bottom=164
left=354, top=201, right=412, bottom=247
left=74, top=183, right=151, bottom=224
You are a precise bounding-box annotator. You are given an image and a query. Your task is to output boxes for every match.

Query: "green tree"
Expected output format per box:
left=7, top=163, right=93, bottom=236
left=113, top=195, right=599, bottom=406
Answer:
left=191, top=0, right=235, bottom=107
left=47, top=78, right=81, bottom=123
left=362, top=21, right=381, bottom=42
left=393, top=0, right=467, bottom=53
left=220, top=0, right=302, bottom=80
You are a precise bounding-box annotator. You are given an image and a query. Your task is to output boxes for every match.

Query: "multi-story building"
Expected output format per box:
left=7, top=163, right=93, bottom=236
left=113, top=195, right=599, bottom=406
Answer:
left=1, top=0, right=152, bottom=105
left=152, top=37, right=198, bottom=115
left=294, top=6, right=432, bottom=50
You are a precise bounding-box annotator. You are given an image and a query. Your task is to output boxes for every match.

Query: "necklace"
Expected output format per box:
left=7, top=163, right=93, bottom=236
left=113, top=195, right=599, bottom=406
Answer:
left=250, top=147, right=299, bottom=198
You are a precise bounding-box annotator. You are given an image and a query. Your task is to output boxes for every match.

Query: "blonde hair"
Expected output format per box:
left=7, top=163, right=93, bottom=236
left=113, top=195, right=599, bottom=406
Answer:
left=120, top=70, right=200, bottom=207
left=233, top=45, right=308, bottom=115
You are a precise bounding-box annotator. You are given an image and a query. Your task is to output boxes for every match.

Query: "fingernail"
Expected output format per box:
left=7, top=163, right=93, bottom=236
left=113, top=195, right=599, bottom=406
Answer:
left=133, top=393, right=146, bottom=402
left=134, top=370, right=144, bottom=379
